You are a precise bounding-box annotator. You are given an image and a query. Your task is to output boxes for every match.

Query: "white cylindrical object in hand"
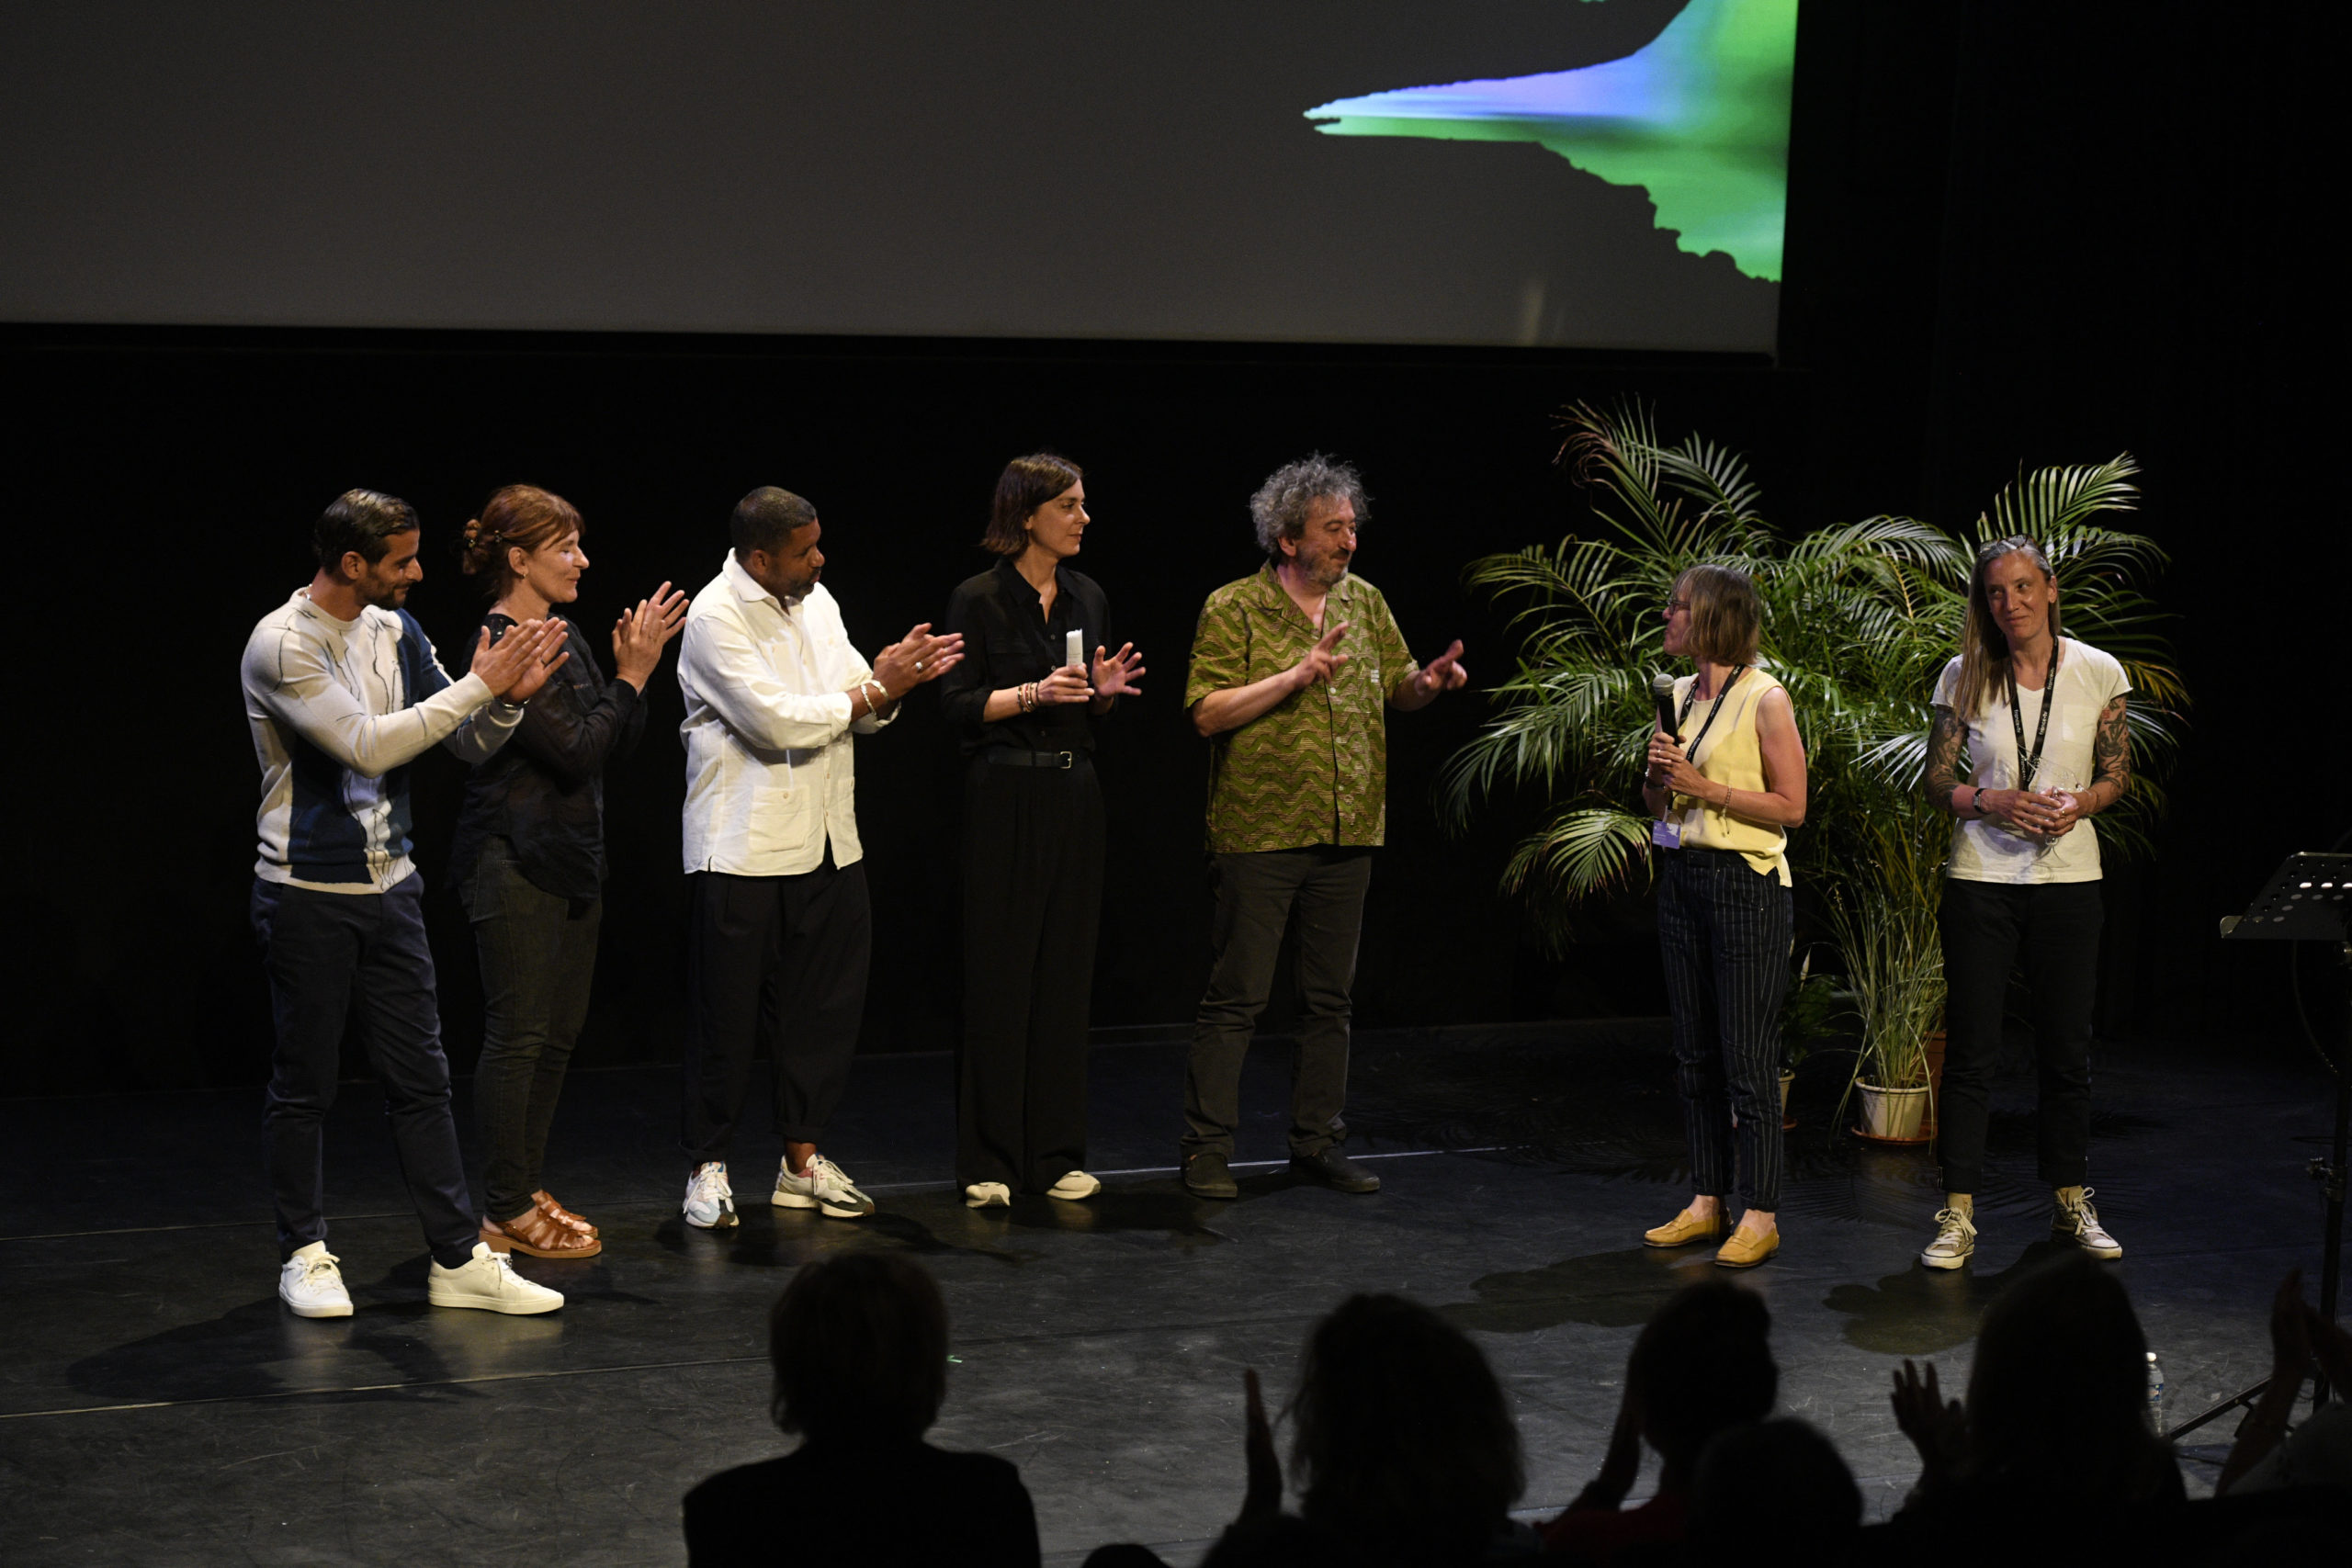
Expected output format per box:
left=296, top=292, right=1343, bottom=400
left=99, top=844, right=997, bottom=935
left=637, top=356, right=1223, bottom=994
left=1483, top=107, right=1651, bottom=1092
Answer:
left=1065, top=629, right=1084, bottom=670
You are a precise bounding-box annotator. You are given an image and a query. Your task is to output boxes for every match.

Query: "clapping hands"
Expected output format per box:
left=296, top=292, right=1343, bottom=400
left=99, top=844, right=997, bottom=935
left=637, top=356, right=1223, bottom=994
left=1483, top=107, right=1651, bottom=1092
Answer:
left=612, top=582, right=689, bottom=690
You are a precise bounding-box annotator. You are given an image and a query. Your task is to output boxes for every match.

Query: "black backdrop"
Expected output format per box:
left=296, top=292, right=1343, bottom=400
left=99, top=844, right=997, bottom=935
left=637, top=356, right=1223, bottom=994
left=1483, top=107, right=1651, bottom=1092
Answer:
left=4, top=1, right=2341, bottom=1096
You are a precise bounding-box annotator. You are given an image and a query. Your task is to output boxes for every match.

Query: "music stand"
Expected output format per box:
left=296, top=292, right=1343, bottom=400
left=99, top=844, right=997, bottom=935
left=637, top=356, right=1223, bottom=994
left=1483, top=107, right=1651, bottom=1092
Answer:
left=2168, top=852, right=2352, bottom=1439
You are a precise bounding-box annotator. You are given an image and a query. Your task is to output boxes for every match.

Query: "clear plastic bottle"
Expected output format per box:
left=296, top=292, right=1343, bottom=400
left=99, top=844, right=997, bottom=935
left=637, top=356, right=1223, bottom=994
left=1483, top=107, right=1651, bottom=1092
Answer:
left=2144, top=1351, right=2165, bottom=1434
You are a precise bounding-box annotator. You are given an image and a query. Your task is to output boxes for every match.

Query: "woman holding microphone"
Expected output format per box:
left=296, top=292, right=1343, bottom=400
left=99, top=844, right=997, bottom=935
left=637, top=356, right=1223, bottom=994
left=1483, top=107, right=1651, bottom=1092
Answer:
left=939, top=456, right=1145, bottom=1210
left=1639, top=564, right=1809, bottom=1269
left=1917, top=536, right=2131, bottom=1269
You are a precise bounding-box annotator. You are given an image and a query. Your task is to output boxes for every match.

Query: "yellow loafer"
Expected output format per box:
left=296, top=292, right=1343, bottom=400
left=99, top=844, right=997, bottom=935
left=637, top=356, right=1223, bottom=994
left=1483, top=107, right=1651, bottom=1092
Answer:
left=1713, top=1225, right=1781, bottom=1269
left=1644, top=1207, right=1728, bottom=1248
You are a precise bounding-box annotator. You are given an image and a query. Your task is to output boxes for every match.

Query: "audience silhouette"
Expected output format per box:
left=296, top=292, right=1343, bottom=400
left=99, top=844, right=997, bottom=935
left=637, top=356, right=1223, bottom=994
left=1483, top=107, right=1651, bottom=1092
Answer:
left=1687, top=1418, right=1860, bottom=1559
left=684, top=1251, right=1039, bottom=1567
left=1541, top=1277, right=1778, bottom=1563
left=686, top=1246, right=2352, bottom=1567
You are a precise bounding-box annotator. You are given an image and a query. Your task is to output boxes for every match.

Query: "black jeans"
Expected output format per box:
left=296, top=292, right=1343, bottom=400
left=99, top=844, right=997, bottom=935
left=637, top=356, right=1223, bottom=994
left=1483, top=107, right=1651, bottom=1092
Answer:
left=958, top=757, right=1105, bottom=1190
left=461, top=836, right=602, bottom=1224
left=251, top=874, right=478, bottom=1267
left=1937, top=877, right=2103, bottom=1196
left=1182, top=847, right=1374, bottom=1161
left=682, top=860, right=870, bottom=1166
left=1656, top=847, right=1792, bottom=1212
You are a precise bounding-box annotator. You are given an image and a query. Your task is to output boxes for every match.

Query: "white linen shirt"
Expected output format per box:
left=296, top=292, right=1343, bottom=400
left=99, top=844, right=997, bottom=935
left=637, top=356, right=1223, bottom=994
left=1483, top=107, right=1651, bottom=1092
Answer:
left=678, top=554, right=890, bottom=876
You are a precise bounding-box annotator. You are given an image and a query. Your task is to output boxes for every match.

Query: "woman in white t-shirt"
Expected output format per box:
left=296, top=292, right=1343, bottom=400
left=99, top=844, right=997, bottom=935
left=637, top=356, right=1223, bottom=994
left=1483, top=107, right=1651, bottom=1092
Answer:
left=1917, top=536, right=2133, bottom=1271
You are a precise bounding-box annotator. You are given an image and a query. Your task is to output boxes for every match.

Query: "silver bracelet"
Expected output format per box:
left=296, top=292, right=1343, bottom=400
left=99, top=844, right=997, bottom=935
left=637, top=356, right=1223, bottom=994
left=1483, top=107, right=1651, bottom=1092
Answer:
left=860, top=679, right=886, bottom=714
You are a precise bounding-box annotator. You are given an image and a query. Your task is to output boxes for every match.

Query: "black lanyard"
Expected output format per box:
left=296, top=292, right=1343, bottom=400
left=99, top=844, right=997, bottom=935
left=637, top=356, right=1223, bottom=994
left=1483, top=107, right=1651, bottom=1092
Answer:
left=1677, top=666, right=1747, bottom=768
left=2003, top=642, right=2060, bottom=792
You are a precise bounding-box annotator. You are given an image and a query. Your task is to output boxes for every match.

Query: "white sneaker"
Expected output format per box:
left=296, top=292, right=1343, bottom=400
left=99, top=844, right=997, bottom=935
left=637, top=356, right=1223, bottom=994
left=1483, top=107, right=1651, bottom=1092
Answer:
left=1046, top=1170, right=1102, bottom=1201
left=427, top=1243, right=564, bottom=1314
left=278, top=1241, right=353, bottom=1318
left=683, top=1161, right=739, bottom=1229
left=1920, top=1207, right=1976, bottom=1270
left=773, top=1154, right=875, bottom=1219
left=2054, top=1188, right=2123, bottom=1258
left=963, top=1181, right=1012, bottom=1209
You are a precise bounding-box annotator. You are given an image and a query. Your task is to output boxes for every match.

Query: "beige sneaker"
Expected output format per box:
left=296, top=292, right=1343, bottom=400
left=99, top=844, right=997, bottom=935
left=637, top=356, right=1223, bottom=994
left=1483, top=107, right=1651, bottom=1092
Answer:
left=1920, top=1207, right=1976, bottom=1270
left=963, top=1181, right=1012, bottom=1209
left=1046, top=1170, right=1102, bottom=1201
left=774, top=1154, right=875, bottom=1219
left=2053, top=1188, right=2122, bottom=1258
left=427, top=1243, right=564, bottom=1314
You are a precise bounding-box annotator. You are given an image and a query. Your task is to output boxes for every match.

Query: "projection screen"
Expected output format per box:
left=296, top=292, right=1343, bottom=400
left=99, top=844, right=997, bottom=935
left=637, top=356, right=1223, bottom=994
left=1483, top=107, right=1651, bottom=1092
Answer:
left=0, top=0, right=1796, bottom=350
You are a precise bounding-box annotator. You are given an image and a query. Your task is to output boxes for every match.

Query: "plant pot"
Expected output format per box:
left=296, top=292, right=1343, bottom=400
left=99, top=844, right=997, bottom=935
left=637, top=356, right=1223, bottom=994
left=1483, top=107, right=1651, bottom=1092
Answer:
left=1780, top=1069, right=1797, bottom=1131
left=1852, top=1082, right=1932, bottom=1145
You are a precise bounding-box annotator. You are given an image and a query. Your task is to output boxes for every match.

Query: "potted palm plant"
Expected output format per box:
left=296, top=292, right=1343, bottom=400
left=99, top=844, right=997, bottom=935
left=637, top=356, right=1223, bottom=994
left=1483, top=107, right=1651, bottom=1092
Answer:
left=1446, top=404, right=2185, bottom=1145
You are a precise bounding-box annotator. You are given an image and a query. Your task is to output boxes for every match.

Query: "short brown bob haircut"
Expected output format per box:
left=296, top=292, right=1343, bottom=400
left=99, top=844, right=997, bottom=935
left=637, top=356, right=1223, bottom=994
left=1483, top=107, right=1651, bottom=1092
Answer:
left=980, top=453, right=1083, bottom=558
left=768, top=1252, right=949, bottom=1447
left=1675, top=563, right=1763, bottom=667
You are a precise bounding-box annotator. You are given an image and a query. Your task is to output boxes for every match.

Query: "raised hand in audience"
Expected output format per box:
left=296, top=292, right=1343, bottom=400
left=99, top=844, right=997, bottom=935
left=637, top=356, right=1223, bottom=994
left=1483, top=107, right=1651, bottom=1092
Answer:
left=2217, top=1269, right=2329, bottom=1495
left=1238, top=1368, right=1283, bottom=1527
left=1890, top=1359, right=1968, bottom=1496
left=1567, top=1366, right=1645, bottom=1512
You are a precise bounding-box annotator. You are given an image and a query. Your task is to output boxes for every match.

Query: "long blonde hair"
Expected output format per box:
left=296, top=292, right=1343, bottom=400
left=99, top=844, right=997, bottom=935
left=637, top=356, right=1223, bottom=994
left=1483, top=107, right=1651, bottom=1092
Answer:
left=1954, top=536, right=2062, bottom=720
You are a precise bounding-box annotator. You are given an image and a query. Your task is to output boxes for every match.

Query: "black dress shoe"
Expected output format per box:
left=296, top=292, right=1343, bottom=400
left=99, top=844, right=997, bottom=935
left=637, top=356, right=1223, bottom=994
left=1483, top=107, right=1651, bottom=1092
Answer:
left=1290, top=1146, right=1380, bottom=1193
left=1183, top=1150, right=1239, bottom=1200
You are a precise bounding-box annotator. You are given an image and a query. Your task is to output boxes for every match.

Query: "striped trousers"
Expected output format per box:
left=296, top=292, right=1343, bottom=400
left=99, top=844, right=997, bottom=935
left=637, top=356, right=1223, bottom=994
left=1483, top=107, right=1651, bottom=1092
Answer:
left=1656, top=846, right=1792, bottom=1212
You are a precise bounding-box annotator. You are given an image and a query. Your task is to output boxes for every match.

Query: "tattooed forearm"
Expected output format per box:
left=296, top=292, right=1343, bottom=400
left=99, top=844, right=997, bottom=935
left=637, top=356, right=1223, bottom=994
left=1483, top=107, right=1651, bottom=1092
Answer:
left=2086, top=694, right=2132, bottom=811
left=1923, top=705, right=1966, bottom=813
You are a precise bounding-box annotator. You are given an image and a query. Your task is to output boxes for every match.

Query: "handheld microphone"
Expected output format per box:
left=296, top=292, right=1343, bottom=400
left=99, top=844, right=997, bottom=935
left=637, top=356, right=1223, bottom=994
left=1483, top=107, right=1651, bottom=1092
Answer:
left=1650, top=672, right=1679, bottom=740
left=1647, top=672, right=1679, bottom=789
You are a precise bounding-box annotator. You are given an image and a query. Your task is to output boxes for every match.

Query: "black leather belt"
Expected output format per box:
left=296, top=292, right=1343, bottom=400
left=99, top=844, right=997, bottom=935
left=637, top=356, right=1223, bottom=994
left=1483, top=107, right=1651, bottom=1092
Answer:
left=980, top=746, right=1086, bottom=770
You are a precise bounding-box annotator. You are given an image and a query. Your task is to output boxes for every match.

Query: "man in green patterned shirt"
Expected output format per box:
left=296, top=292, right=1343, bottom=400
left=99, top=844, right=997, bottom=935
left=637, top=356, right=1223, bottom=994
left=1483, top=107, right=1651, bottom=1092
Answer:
left=1179, top=456, right=1466, bottom=1199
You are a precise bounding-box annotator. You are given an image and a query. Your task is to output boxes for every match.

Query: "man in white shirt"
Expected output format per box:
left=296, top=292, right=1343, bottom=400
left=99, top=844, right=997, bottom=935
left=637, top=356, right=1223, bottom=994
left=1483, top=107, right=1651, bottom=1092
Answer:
left=676, top=486, right=962, bottom=1226
left=243, top=489, right=572, bottom=1318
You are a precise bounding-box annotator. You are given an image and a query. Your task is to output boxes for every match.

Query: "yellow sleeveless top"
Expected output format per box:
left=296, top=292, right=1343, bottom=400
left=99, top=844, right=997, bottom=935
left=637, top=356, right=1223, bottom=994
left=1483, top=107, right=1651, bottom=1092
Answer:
left=1668, top=666, right=1791, bottom=886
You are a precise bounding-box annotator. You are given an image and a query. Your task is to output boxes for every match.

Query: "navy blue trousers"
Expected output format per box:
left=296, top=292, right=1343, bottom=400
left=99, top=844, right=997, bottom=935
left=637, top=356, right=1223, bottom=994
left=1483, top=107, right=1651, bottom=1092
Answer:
left=252, top=874, right=480, bottom=1267
left=1657, top=847, right=1792, bottom=1212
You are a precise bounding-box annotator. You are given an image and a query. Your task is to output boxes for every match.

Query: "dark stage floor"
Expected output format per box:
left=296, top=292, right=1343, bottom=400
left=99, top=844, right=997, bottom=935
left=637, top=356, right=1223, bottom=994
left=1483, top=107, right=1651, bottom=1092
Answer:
left=2, top=1023, right=2340, bottom=1565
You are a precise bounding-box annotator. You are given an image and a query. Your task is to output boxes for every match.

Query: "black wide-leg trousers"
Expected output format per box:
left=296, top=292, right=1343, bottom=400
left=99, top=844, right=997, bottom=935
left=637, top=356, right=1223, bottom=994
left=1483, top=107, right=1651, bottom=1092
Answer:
left=682, top=858, right=870, bottom=1168
left=957, top=758, right=1105, bottom=1191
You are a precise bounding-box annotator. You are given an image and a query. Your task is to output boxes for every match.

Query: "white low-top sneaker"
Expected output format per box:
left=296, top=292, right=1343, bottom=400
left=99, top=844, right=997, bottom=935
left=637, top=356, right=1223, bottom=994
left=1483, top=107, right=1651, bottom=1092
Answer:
left=773, top=1154, right=875, bottom=1219
left=1919, top=1207, right=1976, bottom=1270
left=427, top=1243, right=564, bottom=1314
left=2053, top=1188, right=2123, bottom=1258
left=684, top=1161, right=739, bottom=1229
left=279, top=1241, right=353, bottom=1318
left=1046, top=1170, right=1102, bottom=1201
left=963, top=1181, right=1012, bottom=1209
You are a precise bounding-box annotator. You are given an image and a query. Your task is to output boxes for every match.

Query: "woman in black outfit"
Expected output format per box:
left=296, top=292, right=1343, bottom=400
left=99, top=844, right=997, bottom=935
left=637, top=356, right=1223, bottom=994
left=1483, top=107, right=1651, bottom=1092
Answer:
left=938, top=455, right=1144, bottom=1209
left=452, top=484, right=684, bottom=1258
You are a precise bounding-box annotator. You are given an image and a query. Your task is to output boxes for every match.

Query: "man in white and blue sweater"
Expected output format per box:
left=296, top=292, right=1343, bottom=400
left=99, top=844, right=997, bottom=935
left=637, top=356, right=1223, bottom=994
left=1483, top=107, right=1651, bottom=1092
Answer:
left=242, top=489, right=571, bottom=1317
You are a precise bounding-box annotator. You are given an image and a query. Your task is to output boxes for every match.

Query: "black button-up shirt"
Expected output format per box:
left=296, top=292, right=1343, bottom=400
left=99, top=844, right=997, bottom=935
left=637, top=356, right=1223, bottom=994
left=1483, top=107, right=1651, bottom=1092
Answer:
left=447, top=613, right=645, bottom=901
left=938, top=558, right=1112, bottom=757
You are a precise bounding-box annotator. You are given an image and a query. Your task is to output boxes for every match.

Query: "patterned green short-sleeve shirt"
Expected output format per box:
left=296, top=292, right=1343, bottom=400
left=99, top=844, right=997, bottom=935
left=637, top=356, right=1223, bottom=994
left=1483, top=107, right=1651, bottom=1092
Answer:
left=1184, top=565, right=1419, bottom=853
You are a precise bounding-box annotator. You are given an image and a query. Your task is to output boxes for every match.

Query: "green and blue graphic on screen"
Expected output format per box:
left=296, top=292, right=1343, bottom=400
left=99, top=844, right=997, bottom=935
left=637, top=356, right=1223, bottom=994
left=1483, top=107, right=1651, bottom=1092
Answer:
left=1306, top=0, right=1797, bottom=281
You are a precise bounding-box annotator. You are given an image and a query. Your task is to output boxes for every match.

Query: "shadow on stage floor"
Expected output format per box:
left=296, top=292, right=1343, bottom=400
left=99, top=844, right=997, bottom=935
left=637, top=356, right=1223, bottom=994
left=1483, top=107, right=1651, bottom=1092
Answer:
left=0, top=1021, right=2336, bottom=1565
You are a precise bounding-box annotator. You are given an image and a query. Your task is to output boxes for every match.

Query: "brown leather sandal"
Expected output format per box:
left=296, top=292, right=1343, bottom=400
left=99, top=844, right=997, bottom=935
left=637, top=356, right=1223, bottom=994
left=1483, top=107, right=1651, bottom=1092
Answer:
left=481, top=1205, right=603, bottom=1259
left=532, top=1190, right=599, bottom=1238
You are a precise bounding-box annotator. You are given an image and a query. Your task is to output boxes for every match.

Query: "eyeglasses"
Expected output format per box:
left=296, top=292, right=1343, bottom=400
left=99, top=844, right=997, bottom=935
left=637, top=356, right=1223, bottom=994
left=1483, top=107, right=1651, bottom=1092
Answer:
left=1664, top=599, right=1690, bottom=614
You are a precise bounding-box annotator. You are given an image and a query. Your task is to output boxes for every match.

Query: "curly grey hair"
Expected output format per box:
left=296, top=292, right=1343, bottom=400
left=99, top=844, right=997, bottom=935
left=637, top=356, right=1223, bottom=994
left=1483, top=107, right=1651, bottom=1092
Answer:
left=1250, top=455, right=1368, bottom=557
